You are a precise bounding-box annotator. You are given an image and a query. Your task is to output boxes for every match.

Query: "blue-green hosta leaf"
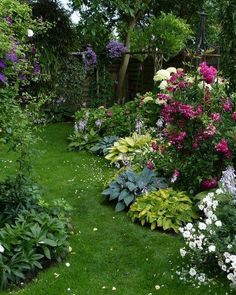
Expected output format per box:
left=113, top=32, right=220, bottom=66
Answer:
left=127, top=182, right=137, bottom=192
left=102, top=188, right=111, bottom=196
left=115, top=202, right=126, bottom=212
left=118, top=189, right=130, bottom=201
left=124, top=195, right=135, bottom=207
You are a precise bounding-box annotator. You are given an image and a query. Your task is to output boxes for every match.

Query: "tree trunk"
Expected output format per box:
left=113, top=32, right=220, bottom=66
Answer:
left=117, top=18, right=136, bottom=103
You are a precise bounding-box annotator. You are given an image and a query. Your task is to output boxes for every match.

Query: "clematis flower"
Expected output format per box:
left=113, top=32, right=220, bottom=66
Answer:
left=0, top=72, right=7, bottom=83
left=0, top=60, right=6, bottom=69
left=6, top=51, right=18, bottom=63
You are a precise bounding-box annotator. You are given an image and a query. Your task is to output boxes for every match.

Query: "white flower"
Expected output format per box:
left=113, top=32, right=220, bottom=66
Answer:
left=208, top=245, right=216, bottom=252
left=155, top=285, right=161, bottom=290
left=27, top=29, right=34, bottom=37
left=166, top=67, right=177, bottom=74
left=65, top=262, right=70, bottom=267
left=198, top=273, right=206, bottom=282
left=112, top=287, right=116, bottom=291
left=185, top=223, right=193, bottom=231
left=0, top=244, right=4, bottom=253
left=180, top=248, right=187, bottom=257
left=159, top=80, right=168, bottom=90
left=93, top=228, right=98, bottom=231
left=215, top=220, right=222, bottom=227
left=189, top=267, right=197, bottom=277
left=206, top=218, right=212, bottom=225
left=198, top=81, right=212, bottom=90
left=198, top=222, right=207, bottom=230
left=154, top=69, right=171, bottom=81
left=183, top=230, right=191, bottom=238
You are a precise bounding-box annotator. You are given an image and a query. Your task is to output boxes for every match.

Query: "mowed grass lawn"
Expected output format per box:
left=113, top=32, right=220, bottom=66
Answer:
left=0, top=124, right=230, bottom=295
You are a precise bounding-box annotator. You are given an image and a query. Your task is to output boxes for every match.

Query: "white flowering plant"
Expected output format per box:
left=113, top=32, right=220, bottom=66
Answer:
left=178, top=171, right=236, bottom=288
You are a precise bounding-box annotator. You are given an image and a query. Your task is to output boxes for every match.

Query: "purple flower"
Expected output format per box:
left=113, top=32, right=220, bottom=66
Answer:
left=106, top=40, right=127, bottom=59
left=0, top=60, right=6, bottom=69
left=33, top=62, right=41, bottom=75
left=19, top=74, right=26, bottom=81
left=0, top=72, right=7, bottom=83
left=6, top=51, right=18, bottom=63
left=83, top=47, right=97, bottom=71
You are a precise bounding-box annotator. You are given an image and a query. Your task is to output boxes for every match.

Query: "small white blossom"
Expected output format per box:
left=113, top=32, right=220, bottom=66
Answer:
left=215, top=220, right=222, bottom=227
left=189, top=267, right=197, bottom=277
left=208, top=245, right=216, bottom=252
left=27, top=29, right=34, bottom=37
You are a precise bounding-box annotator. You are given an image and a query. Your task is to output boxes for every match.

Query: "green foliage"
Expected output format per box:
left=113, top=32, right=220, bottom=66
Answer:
left=0, top=208, right=70, bottom=290
left=105, top=132, right=153, bottom=164
left=219, top=0, right=236, bottom=91
left=128, top=188, right=196, bottom=232
left=102, top=168, right=167, bottom=212
left=132, top=13, right=192, bottom=59
left=90, top=136, right=119, bottom=155
left=0, top=176, right=41, bottom=226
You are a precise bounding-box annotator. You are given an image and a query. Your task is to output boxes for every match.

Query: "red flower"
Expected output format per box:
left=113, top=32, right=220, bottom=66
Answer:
left=201, top=178, right=218, bottom=190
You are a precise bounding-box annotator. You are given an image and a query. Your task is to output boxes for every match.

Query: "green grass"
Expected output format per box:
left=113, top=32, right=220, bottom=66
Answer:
left=1, top=123, right=231, bottom=295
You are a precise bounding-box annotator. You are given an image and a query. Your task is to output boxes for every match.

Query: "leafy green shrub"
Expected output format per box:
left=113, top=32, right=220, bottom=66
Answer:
left=0, top=208, right=70, bottom=290
left=68, top=128, right=100, bottom=151
left=0, top=176, right=41, bottom=226
left=105, top=132, right=153, bottom=164
left=102, top=168, right=167, bottom=212
left=90, top=136, right=119, bottom=155
left=128, top=188, right=196, bottom=232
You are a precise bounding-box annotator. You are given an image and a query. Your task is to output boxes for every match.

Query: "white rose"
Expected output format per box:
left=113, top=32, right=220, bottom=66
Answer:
left=27, top=29, right=34, bottom=37
left=208, top=245, right=216, bottom=252
left=154, top=69, right=171, bottom=81
left=166, top=67, right=177, bottom=74
left=159, top=80, right=168, bottom=90
left=206, top=218, right=212, bottom=225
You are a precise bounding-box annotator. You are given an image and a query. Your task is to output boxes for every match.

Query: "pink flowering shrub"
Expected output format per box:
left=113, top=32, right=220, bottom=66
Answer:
left=147, top=63, right=236, bottom=193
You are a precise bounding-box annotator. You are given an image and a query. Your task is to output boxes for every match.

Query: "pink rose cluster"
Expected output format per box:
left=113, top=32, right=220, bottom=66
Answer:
left=165, top=70, right=190, bottom=92
left=162, top=101, right=202, bottom=123
left=199, top=62, right=217, bottom=84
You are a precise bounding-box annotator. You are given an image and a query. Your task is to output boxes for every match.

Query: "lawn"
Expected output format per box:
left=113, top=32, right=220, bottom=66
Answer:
left=1, top=123, right=230, bottom=295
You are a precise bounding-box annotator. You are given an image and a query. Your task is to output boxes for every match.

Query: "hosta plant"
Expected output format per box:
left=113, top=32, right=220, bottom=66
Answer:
left=68, top=128, right=100, bottom=151
left=105, top=132, right=153, bottom=165
left=128, top=188, right=197, bottom=232
left=102, top=168, right=167, bottom=212
left=90, top=135, right=119, bottom=155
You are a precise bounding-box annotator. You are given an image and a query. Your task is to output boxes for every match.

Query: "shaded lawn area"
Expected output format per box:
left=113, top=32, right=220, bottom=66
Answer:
left=1, top=123, right=230, bottom=295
